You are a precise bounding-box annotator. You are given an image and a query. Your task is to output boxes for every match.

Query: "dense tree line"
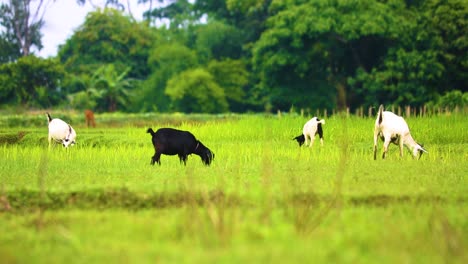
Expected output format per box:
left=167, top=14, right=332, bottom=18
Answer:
left=0, top=0, right=466, bottom=113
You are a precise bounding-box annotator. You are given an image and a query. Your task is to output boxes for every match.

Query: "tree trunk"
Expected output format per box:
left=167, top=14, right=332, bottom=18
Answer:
left=336, top=81, right=347, bottom=111
left=109, top=98, right=117, bottom=112
left=328, top=73, right=347, bottom=111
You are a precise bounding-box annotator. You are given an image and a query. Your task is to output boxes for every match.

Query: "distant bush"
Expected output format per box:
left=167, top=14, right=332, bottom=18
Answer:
left=426, top=90, right=467, bottom=111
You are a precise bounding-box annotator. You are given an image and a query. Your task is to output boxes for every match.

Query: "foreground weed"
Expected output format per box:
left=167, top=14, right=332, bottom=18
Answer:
left=428, top=207, right=467, bottom=262
left=34, top=150, right=49, bottom=231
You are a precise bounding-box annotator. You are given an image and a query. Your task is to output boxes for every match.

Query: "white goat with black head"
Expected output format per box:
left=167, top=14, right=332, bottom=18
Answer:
left=47, top=113, right=76, bottom=148
left=373, top=105, right=427, bottom=160
left=293, top=117, right=325, bottom=148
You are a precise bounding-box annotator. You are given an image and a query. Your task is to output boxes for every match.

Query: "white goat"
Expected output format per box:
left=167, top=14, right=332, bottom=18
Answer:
left=47, top=113, right=76, bottom=148
left=293, top=117, right=325, bottom=147
left=373, top=105, right=426, bottom=159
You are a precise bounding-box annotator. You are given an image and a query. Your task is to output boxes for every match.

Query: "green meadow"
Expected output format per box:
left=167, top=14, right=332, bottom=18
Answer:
left=0, top=113, right=467, bottom=263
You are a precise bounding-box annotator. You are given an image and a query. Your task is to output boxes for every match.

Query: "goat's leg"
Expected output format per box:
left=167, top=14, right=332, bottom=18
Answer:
left=382, top=138, right=391, bottom=159
left=151, top=151, right=162, bottom=165
left=178, top=154, right=188, bottom=165
left=309, top=136, right=315, bottom=148
left=304, top=134, right=310, bottom=147
left=399, top=139, right=404, bottom=158
left=373, top=130, right=379, bottom=160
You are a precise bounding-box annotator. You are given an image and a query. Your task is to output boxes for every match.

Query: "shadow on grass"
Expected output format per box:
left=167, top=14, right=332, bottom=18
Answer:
left=2, top=188, right=465, bottom=213
left=0, top=131, right=28, bottom=145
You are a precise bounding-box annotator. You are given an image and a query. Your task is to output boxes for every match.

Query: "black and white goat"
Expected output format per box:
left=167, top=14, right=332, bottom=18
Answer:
left=47, top=113, right=76, bottom=148
left=373, top=105, right=427, bottom=160
left=147, top=128, right=214, bottom=166
left=293, top=117, right=325, bottom=147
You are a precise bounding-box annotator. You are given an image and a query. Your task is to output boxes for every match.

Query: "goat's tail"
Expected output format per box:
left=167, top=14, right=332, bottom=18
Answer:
left=146, top=128, right=156, bottom=136
left=377, top=104, right=384, bottom=124
left=46, top=113, right=52, bottom=123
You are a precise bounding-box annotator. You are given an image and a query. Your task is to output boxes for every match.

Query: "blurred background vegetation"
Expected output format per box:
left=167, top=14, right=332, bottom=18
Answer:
left=0, top=0, right=466, bottom=114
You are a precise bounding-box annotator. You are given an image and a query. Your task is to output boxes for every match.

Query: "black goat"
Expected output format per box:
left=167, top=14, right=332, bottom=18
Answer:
left=147, top=128, right=214, bottom=166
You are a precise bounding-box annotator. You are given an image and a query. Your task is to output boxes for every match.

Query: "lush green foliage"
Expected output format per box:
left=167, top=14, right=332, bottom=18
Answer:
left=58, top=8, right=155, bottom=79
left=195, top=20, right=245, bottom=62
left=66, top=64, right=135, bottom=112
left=0, top=56, right=65, bottom=107
left=434, top=90, right=468, bottom=109
left=85, top=64, right=133, bottom=112
left=137, top=42, right=199, bottom=112
left=0, top=0, right=466, bottom=113
left=348, top=0, right=467, bottom=108
left=207, top=59, right=249, bottom=110
left=0, top=113, right=467, bottom=262
left=254, top=0, right=407, bottom=110
left=165, top=68, right=228, bottom=113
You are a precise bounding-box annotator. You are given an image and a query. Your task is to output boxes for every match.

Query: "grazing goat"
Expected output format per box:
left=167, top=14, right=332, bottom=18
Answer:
left=47, top=113, right=76, bottom=148
left=373, top=105, right=427, bottom=160
left=84, top=109, right=96, bottom=128
left=293, top=117, right=325, bottom=147
left=147, top=128, right=214, bottom=166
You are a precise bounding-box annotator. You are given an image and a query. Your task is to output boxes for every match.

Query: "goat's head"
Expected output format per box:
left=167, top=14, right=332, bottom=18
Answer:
left=195, top=141, right=214, bottom=166
left=62, top=138, right=76, bottom=148
left=62, top=128, right=76, bottom=148
left=63, top=125, right=76, bottom=148
left=293, top=134, right=305, bottom=147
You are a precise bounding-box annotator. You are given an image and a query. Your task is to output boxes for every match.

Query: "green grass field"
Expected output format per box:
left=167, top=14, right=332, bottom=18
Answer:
left=0, top=112, right=467, bottom=263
